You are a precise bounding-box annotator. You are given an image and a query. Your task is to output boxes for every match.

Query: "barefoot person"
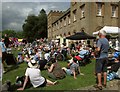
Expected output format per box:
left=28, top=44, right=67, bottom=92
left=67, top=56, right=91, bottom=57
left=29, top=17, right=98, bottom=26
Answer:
left=62, top=57, right=83, bottom=79
left=94, top=30, right=109, bottom=90
left=17, top=59, right=57, bottom=91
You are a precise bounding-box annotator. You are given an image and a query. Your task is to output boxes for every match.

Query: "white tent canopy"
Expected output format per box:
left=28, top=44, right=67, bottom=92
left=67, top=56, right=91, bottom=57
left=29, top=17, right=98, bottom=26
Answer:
left=93, top=26, right=120, bottom=35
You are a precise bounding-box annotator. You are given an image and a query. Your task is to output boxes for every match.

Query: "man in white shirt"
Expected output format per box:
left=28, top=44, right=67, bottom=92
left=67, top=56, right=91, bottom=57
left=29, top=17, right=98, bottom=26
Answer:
left=17, top=59, right=58, bottom=90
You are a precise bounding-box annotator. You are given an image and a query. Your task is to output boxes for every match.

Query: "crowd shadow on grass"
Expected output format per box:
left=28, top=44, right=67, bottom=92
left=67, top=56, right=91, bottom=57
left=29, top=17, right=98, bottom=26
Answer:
left=4, top=65, right=19, bottom=74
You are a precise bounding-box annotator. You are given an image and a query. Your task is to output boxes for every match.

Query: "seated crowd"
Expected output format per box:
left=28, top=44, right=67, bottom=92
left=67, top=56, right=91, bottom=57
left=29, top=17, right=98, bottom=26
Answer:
left=9, top=41, right=93, bottom=90
left=2, top=39, right=120, bottom=91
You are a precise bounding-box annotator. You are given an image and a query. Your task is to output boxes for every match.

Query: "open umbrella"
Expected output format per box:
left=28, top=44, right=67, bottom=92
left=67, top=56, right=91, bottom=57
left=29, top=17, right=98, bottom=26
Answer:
left=66, top=31, right=95, bottom=40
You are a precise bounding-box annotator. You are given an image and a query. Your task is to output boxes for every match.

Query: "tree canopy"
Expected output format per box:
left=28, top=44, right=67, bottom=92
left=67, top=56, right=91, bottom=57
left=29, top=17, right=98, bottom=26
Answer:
left=22, top=9, right=47, bottom=42
left=2, top=29, right=24, bottom=39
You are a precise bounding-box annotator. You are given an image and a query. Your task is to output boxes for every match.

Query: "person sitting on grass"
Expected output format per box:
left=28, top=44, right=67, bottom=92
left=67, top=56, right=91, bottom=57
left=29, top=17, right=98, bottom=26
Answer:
left=17, top=59, right=58, bottom=91
left=23, top=53, right=31, bottom=63
left=17, top=52, right=24, bottom=64
left=107, top=47, right=120, bottom=66
left=107, top=55, right=120, bottom=73
left=47, top=58, right=65, bottom=80
left=67, top=53, right=80, bottom=67
left=44, top=48, right=50, bottom=62
left=62, top=57, right=84, bottom=79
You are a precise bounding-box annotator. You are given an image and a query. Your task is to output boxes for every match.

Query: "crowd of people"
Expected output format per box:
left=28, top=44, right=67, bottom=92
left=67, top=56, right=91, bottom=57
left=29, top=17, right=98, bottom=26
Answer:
left=0, top=31, right=120, bottom=91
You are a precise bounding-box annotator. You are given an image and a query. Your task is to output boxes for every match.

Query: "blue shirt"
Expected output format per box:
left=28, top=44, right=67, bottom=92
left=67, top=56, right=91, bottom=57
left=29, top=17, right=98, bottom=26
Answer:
left=113, top=51, right=120, bottom=58
left=79, top=50, right=89, bottom=58
left=97, top=38, right=109, bottom=58
left=0, top=42, right=6, bottom=52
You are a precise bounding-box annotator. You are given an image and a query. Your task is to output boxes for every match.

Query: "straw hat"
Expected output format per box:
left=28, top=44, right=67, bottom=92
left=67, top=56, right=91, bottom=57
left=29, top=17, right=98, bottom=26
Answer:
left=28, top=59, right=38, bottom=68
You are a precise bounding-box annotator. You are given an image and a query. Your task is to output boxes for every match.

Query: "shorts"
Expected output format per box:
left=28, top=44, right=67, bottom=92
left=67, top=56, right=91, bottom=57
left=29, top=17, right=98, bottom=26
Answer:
left=95, top=57, right=108, bottom=73
left=65, top=69, right=73, bottom=75
left=38, top=78, right=47, bottom=87
left=2, top=52, right=7, bottom=62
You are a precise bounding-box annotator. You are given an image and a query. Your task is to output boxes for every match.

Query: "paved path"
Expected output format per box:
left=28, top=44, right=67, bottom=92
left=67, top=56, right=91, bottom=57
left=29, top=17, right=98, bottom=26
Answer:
left=0, top=81, right=2, bottom=91
left=78, top=80, right=120, bottom=91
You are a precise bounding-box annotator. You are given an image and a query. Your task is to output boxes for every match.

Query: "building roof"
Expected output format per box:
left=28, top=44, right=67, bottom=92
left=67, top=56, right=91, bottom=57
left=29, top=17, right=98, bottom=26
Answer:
left=52, top=8, right=70, bottom=25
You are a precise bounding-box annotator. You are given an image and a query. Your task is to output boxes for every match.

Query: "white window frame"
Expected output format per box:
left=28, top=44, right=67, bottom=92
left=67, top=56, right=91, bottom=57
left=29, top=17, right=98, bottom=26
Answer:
left=73, top=14, right=76, bottom=21
left=112, top=5, right=116, bottom=17
left=73, top=10, right=77, bottom=22
left=68, top=15, right=71, bottom=24
left=97, top=3, right=102, bottom=16
left=64, top=17, right=66, bottom=26
left=57, top=24, right=59, bottom=29
left=60, top=20, right=62, bottom=28
left=81, top=5, right=85, bottom=18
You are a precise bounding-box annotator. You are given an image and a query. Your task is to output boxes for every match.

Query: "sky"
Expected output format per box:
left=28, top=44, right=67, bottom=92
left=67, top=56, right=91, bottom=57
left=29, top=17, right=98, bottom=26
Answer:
left=1, top=0, right=70, bottom=31
left=1, top=0, right=119, bottom=31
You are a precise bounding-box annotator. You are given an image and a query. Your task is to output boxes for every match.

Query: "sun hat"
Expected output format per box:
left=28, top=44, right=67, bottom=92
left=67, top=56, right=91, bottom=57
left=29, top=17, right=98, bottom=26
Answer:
left=99, top=30, right=106, bottom=36
left=28, top=59, right=38, bottom=68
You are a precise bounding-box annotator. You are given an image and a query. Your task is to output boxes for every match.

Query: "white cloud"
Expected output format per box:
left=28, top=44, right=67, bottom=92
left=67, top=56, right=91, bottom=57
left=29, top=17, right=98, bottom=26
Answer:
left=3, top=0, right=120, bottom=2
left=7, top=6, right=10, bottom=9
left=50, top=5, right=57, bottom=9
left=2, top=0, right=40, bottom=2
left=10, top=22, right=17, bottom=26
left=21, top=8, right=33, bottom=17
left=2, top=0, right=70, bottom=2
left=2, top=2, right=70, bottom=31
left=8, top=22, right=22, bottom=31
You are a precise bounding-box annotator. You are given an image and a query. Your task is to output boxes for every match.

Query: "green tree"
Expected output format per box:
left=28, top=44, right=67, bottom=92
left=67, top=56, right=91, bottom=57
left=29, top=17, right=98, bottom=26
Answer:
left=23, top=14, right=38, bottom=42
left=37, top=9, right=47, bottom=39
left=22, top=9, right=47, bottom=42
left=2, top=30, right=24, bottom=39
left=16, top=31, right=24, bottom=38
left=2, top=29, right=16, bottom=38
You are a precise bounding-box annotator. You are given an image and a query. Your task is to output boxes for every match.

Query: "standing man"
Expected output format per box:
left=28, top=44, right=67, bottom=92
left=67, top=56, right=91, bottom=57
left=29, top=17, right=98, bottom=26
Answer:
left=95, top=30, right=109, bottom=90
left=0, top=47, right=2, bottom=92
left=4, top=34, right=10, bottom=48
left=0, top=40, right=7, bottom=73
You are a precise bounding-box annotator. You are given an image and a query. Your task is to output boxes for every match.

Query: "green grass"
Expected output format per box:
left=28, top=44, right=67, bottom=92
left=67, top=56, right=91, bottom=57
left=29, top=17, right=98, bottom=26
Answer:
left=3, top=61, right=96, bottom=90
left=3, top=47, right=96, bottom=90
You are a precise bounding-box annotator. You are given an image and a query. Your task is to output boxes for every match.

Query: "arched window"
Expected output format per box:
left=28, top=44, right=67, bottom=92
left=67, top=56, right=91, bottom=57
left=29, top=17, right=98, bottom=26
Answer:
left=73, top=30, right=76, bottom=34
left=64, top=33, right=66, bottom=36
left=60, top=34, right=62, bottom=37
left=80, top=28, right=85, bottom=32
left=68, top=32, right=71, bottom=35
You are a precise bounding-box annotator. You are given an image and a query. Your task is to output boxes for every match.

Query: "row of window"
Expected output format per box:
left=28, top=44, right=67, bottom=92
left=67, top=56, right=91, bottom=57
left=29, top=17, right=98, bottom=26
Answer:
left=72, top=2, right=118, bottom=17
left=51, top=31, right=72, bottom=38
left=52, top=15, right=71, bottom=31
left=51, top=3, right=118, bottom=32
left=97, top=3, right=118, bottom=17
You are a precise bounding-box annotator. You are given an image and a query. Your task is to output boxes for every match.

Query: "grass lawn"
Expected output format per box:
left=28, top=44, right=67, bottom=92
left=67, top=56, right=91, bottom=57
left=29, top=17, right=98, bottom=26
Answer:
left=3, top=47, right=96, bottom=90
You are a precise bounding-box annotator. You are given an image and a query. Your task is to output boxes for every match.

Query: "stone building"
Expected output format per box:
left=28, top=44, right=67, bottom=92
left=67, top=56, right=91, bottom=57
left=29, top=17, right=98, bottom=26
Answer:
left=47, top=1, right=120, bottom=45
